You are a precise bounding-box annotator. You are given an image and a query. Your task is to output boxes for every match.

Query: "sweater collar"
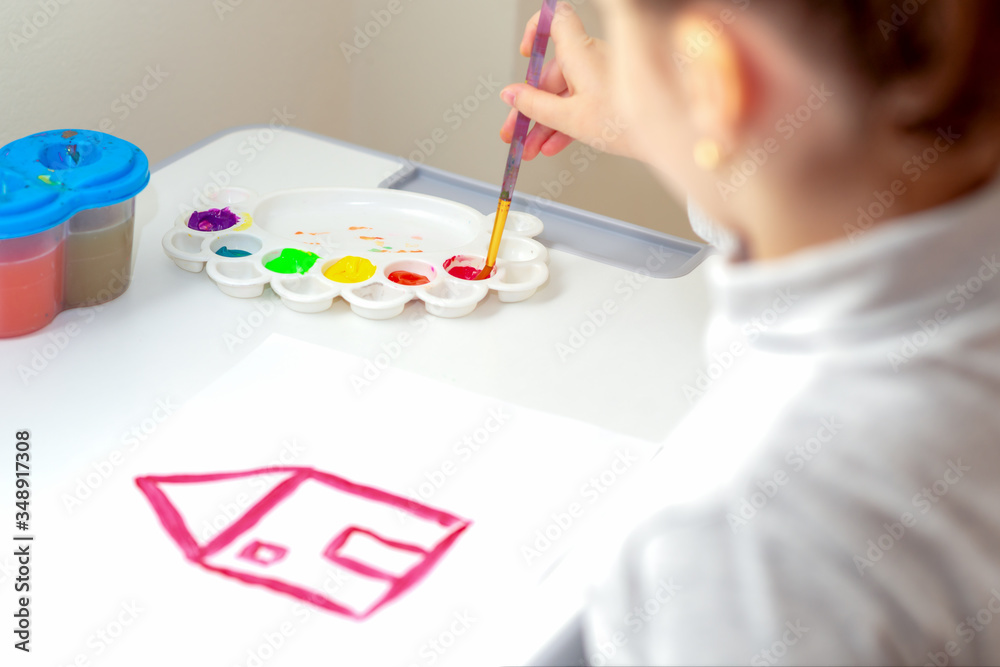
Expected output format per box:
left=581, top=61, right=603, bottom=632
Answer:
left=711, top=178, right=1000, bottom=351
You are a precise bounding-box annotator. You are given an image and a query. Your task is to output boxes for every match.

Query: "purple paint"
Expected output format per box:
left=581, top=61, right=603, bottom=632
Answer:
left=188, top=207, right=240, bottom=232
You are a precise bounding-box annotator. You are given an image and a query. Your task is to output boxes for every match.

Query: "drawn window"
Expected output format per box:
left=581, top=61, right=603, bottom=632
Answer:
left=323, top=527, right=427, bottom=579
left=237, top=539, right=289, bottom=566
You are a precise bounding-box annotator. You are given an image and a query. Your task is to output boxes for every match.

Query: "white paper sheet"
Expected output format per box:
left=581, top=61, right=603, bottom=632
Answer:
left=32, top=334, right=658, bottom=667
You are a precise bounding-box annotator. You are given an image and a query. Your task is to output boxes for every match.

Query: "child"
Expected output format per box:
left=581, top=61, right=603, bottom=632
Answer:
left=502, top=1, right=1000, bottom=664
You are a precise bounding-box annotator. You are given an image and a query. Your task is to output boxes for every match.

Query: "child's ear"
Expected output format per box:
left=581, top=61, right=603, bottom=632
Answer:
left=671, top=11, right=749, bottom=155
left=883, top=0, right=978, bottom=130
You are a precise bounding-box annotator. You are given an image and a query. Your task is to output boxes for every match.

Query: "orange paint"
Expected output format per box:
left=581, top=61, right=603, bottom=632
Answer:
left=349, top=226, right=372, bottom=230
left=359, top=236, right=384, bottom=241
left=388, top=270, right=430, bottom=286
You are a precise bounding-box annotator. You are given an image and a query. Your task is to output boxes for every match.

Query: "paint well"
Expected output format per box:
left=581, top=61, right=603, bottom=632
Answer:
left=188, top=207, right=240, bottom=232
left=264, top=248, right=320, bottom=274
left=444, top=255, right=493, bottom=281
left=324, top=256, right=376, bottom=283
left=210, top=234, right=262, bottom=258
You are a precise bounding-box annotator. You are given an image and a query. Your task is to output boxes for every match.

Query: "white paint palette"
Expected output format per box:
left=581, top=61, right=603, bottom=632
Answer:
left=161, top=187, right=549, bottom=319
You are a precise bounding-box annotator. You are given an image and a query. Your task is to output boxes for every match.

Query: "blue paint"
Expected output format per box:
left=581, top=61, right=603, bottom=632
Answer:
left=215, top=246, right=252, bottom=258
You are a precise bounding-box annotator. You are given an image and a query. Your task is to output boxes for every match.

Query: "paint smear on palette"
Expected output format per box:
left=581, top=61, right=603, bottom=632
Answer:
left=189, top=208, right=240, bottom=232
left=324, top=256, right=376, bottom=283
left=349, top=226, right=371, bottom=231
left=265, top=248, right=320, bottom=274
left=134, top=467, right=470, bottom=619
left=234, top=213, right=253, bottom=231
left=387, top=271, right=430, bottom=286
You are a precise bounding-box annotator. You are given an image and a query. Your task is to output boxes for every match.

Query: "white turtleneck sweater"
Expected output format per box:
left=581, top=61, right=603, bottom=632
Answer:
left=580, top=180, right=1000, bottom=666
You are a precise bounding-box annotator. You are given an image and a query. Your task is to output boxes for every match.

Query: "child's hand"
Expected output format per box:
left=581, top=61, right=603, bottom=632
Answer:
left=499, top=2, right=634, bottom=161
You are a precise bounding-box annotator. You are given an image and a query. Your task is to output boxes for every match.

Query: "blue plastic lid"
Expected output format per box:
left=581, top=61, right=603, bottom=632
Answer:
left=0, top=129, right=150, bottom=240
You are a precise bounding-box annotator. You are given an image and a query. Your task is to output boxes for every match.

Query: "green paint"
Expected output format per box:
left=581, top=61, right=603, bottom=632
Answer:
left=264, top=248, right=320, bottom=274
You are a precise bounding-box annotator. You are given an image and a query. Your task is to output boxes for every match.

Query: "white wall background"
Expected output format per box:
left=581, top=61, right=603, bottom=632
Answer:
left=0, top=0, right=692, bottom=240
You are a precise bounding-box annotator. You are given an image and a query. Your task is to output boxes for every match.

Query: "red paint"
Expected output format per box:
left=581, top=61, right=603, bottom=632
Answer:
left=447, top=265, right=482, bottom=281
left=0, top=237, right=65, bottom=338
left=135, top=467, right=470, bottom=620
left=388, top=270, right=430, bottom=286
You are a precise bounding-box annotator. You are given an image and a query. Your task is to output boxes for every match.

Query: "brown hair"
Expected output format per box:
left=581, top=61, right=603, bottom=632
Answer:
left=640, top=0, right=1000, bottom=134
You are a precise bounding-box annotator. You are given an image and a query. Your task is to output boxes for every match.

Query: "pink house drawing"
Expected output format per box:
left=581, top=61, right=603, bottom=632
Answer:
left=135, top=466, right=471, bottom=619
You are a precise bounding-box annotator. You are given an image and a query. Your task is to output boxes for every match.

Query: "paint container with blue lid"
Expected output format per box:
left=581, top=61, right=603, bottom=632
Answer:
left=0, top=129, right=149, bottom=337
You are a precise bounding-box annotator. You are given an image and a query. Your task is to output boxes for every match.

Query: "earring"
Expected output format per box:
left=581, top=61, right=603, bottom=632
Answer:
left=693, top=138, right=722, bottom=171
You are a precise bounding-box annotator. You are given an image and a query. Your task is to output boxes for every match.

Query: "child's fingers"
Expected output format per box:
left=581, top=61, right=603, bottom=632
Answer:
left=522, top=3, right=584, bottom=57
left=501, top=118, right=559, bottom=160
left=500, top=83, right=572, bottom=137
left=540, top=132, right=574, bottom=157
left=548, top=3, right=592, bottom=63
left=520, top=11, right=540, bottom=57
left=539, top=60, right=568, bottom=97
left=523, top=124, right=560, bottom=160
left=500, top=107, right=520, bottom=143
left=502, top=60, right=568, bottom=144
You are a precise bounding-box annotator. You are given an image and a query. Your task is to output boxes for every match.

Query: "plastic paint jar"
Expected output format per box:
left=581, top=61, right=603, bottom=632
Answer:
left=0, top=130, right=149, bottom=338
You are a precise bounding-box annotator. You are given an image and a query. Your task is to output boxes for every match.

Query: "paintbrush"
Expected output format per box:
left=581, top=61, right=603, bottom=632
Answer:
left=476, top=0, right=558, bottom=280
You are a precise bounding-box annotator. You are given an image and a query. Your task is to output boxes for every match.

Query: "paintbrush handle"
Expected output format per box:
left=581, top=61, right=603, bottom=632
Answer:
left=481, top=0, right=557, bottom=277
left=500, top=0, right=557, bottom=201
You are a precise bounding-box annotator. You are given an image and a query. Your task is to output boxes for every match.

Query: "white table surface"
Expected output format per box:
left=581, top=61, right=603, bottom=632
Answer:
left=0, top=127, right=715, bottom=664
left=4, top=127, right=714, bottom=479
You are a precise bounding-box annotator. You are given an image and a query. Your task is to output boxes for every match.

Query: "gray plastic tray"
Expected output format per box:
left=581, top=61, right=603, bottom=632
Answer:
left=381, top=161, right=711, bottom=279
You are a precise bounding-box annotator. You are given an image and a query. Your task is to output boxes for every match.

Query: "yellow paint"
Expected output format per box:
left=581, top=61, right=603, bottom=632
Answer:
left=234, top=213, right=253, bottom=231
left=323, top=256, right=376, bottom=283
left=37, top=175, right=58, bottom=186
